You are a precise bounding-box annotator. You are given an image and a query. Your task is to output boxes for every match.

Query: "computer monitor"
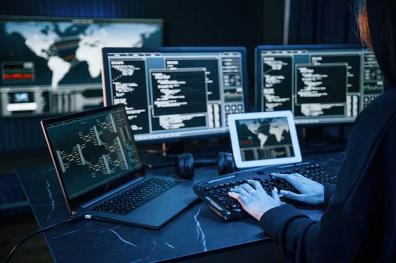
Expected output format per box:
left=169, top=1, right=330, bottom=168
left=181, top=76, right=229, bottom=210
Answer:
left=101, top=47, right=248, bottom=142
left=0, top=16, right=163, bottom=117
left=255, top=45, right=384, bottom=124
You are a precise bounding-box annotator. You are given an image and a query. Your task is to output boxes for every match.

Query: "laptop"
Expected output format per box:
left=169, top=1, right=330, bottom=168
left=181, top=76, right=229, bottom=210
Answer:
left=227, top=111, right=302, bottom=169
left=41, top=105, right=198, bottom=229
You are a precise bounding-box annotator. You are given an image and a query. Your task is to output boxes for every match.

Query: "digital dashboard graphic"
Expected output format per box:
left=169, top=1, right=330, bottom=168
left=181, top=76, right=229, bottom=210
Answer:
left=0, top=17, right=162, bottom=117
left=46, top=108, right=141, bottom=198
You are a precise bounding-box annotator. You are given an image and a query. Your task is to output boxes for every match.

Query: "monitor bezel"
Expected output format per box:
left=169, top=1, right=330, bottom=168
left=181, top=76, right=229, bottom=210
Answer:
left=255, top=44, right=364, bottom=126
left=0, top=15, right=163, bottom=28
left=41, top=104, right=145, bottom=213
left=228, top=111, right=302, bottom=169
left=101, top=46, right=249, bottom=143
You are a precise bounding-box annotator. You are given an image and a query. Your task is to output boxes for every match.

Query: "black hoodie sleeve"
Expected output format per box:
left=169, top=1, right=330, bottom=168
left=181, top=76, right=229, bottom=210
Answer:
left=257, top=184, right=335, bottom=261
left=258, top=197, right=376, bottom=262
left=259, top=205, right=317, bottom=262
left=323, top=183, right=335, bottom=209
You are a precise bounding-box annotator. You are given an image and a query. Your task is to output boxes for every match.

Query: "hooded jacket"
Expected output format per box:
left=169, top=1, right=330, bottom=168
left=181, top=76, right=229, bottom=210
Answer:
left=366, top=0, right=396, bottom=88
left=259, top=0, right=396, bottom=262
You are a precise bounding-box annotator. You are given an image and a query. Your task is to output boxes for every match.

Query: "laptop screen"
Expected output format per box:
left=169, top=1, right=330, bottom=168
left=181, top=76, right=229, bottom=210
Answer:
left=43, top=105, right=143, bottom=201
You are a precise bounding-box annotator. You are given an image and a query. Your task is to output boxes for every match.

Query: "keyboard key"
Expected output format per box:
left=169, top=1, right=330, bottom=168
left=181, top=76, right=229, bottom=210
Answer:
left=92, top=178, right=180, bottom=215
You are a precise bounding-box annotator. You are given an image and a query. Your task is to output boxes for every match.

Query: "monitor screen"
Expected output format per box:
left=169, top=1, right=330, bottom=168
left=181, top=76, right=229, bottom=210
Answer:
left=0, top=16, right=163, bottom=117
left=102, top=47, right=248, bottom=142
left=255, top=45, right=384, bottom=124
left=43, top=105, right=142, bottom=200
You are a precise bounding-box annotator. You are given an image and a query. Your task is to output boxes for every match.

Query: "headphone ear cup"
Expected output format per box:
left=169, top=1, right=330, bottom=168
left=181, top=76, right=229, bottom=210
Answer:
left=225, top=153, right=235, bottom=174
left=175, top=153, right=195, bottom=179
left=217, top=152, right=235, bottom=175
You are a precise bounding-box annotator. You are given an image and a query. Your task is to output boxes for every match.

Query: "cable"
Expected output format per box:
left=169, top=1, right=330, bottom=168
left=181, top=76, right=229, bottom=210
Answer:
left=3, top=214, right=85, bottom=263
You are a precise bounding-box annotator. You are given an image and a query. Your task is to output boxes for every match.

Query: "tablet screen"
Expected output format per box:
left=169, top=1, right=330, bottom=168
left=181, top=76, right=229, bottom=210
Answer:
left=236, top=117, right=294, bottom=161
left=228, top=111, right=301, bottom=168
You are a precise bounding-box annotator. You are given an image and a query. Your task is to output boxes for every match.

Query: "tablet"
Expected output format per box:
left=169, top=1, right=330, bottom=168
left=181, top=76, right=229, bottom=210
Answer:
left=228, top=111, right=302, bottom=169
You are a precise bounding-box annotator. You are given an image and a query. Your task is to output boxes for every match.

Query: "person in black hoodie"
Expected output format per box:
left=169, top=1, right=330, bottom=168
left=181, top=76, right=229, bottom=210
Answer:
left=229, top=0, right=396, bottom=261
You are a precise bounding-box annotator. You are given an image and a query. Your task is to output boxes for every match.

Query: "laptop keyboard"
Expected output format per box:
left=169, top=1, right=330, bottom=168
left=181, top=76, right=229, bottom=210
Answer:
left=92, top=177, right=180, bottom=215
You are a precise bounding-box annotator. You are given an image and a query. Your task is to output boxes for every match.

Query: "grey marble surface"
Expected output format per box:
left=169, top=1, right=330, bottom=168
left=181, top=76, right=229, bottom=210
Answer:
left=17, top=152, right=342, bottom=262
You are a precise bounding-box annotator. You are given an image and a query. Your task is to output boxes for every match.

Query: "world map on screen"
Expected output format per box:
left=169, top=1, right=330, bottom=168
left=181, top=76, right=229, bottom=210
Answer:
left=0, top=20, right=162, bottom=88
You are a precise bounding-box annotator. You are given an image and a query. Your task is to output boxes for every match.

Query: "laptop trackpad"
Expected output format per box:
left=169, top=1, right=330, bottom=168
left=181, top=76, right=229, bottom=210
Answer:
left=124, top=181, right=197, bottom=229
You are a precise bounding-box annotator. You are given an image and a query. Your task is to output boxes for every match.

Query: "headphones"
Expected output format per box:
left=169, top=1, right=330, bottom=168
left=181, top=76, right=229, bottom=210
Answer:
left=175, top=152, right=236, bottom=179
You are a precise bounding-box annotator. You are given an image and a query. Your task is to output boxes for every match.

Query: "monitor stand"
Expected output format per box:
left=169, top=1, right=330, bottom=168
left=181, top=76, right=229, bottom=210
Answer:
left=140, top=138, right=232, bottom=169
left=158, top=142, right=181, bottom=157
left=299, top=126, right=349, bottom=154
left=140, top=142, right=183, bottom=169
left=154, top=138, right=231, bottom=158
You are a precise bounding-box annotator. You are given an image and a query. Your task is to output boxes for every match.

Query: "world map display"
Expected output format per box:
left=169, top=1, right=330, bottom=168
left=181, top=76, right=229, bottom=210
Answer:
left=0, top=18, right=162, bottom=88
left=236, top=117, right=294, bottom=161
left=248, top=118, right=289, bottom=146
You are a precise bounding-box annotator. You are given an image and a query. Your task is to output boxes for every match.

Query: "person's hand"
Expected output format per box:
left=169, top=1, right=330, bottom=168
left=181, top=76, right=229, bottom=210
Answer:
left=271, top=173, right=324, bottom=205
left=228, top=180, right=283, bottom=221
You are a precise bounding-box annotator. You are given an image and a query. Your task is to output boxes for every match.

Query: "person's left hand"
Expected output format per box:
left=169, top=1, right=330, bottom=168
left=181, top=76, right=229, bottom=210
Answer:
left=228, top=180, right=283, bottom=221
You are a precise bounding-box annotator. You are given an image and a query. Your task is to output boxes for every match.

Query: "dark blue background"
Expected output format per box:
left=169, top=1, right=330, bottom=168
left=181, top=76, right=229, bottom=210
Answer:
left=0, top=0, right=357, bottom=155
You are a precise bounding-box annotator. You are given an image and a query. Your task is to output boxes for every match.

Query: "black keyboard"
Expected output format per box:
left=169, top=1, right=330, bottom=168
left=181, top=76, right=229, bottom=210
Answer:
left=193, top=162, right=337, bottom=221
left=93, top=177, right=180, bottom=215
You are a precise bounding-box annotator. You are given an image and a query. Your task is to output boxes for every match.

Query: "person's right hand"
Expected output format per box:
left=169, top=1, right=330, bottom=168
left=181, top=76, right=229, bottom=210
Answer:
left=271, top=173, right=325, bottom=206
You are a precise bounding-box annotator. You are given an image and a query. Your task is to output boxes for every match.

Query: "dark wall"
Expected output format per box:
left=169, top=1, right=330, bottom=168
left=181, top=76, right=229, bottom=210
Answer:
left=0, top=0, right=285, bottom=155
left=288, top=0, right=360, bottom=44
left=0, top=0, right=285, bottom=87
left=0, top=0, right=284, bottom=45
